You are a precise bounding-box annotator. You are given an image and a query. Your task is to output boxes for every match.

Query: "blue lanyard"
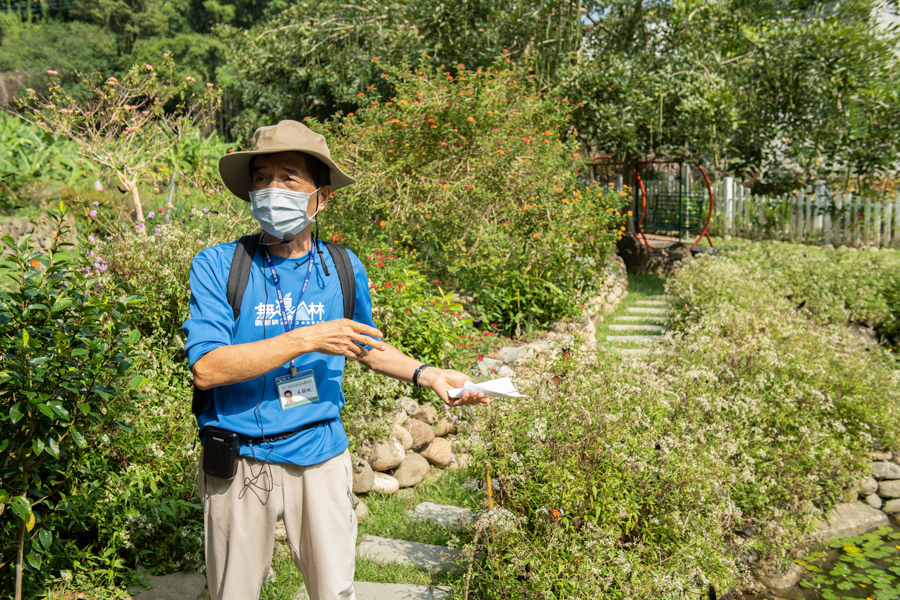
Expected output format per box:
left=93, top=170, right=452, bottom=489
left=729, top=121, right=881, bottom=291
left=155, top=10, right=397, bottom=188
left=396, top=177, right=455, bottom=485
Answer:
left=263, top=246, right=315, bottom=376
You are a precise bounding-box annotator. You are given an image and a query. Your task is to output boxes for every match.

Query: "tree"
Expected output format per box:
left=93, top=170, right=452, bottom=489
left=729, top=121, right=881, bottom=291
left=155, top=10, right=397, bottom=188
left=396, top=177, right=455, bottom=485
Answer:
left=11, top=54, right=220, bottom=226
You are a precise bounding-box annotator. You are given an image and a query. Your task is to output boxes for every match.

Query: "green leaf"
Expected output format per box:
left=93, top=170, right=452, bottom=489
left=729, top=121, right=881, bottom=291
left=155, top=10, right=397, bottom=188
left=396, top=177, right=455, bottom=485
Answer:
left=38, top=528, right=51, bottom=550
left=130, top=376, right=150, bottom=391
left=25, top=550, right=41, bottom=571
left=9, top=496, right=32, bottom=525
left=37, top=404, right=54, bottom=419
left=32, top=437, right=45, bottom=456
left=6, top=403, right=22, bottom=424
left=22, top=330, right=29, bottom=347
left=51, top=298, right=74, bottom=313
left=0, top=439, right=8, bottom=453
left=70, top=429, right=85, bottom=448
left=46, top=438, right=59, bottom=458
left=70, top=348, right=89, bottom=357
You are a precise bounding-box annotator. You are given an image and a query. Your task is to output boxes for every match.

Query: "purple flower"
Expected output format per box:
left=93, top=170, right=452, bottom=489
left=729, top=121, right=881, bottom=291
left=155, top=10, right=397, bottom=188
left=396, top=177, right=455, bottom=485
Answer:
left=92, top=201, right=100, bottom=207
left=89, top=210, right=97, bottom=218
left=450, top=453, right=456, bottom=462
left=154, top=228, right=161, bottom=234
left=444, top=404, right=451, bottom=410
left=137, top=223, right=145, bottom=230
left=202, top=208, right=208, bottom=213
left=451, top=414, right=458, bottom=421
left=87, top=235, right=95, bottom=243
left=147, top=211, right=156, bottom=219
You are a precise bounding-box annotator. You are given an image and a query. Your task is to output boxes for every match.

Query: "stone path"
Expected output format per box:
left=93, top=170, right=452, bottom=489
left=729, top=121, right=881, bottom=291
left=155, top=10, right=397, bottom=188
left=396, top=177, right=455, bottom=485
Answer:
left=353, top=502, right=474, bottom=595
left=605, top=295, right=672, bottom=352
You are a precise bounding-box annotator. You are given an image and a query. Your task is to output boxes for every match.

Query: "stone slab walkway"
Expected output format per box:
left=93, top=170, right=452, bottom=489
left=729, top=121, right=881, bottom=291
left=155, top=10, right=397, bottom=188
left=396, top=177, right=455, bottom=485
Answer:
left=354, top=582, right=450, bottom=600
left=615, top=315, right=668, bottom=323
left=605, top=335, right=662, bottom=343
left=626, top=307, right=670, bottom=315
left=409, top=502, right=475, bottom=527
left=634, top=300, right=669, bottom=306
left=608, top=324, right=667, bottom=333
left=356, top=535, right=459, bottom=573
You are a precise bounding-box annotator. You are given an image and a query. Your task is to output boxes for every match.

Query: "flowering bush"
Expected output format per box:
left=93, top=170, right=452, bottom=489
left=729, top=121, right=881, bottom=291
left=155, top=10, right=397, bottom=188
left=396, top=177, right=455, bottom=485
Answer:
left=316, top=59, right=627, bottom=335
left=462, top=242, right=900, bottom=598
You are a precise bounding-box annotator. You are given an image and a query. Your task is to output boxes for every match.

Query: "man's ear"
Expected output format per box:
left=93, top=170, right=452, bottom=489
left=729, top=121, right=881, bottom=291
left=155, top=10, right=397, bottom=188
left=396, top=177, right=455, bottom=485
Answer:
left=317, top=185, right=333, bottom=211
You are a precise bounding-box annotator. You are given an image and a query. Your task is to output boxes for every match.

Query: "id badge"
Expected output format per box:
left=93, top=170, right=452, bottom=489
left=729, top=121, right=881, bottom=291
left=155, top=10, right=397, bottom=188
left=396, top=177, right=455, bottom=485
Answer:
left=275, top=369, right=320, bottom=410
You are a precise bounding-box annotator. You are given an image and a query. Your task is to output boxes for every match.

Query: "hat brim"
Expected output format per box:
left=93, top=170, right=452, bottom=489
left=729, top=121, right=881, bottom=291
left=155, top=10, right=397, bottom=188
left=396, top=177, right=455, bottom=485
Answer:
left=219, top=149, right=356, bottom=202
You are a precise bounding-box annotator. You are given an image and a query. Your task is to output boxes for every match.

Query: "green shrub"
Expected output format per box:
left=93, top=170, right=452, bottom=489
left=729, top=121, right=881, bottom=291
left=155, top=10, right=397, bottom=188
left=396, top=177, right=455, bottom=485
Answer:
left=315, top=59, right=626, bottom=336
left=0, top=207, right=143, bottom=597
left=463, top=243, right=900, bottom=598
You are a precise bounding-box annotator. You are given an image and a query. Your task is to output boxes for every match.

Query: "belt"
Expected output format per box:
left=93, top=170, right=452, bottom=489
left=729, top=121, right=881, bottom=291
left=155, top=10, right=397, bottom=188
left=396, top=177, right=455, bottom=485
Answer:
left=206, top=419, right=333, bottom=446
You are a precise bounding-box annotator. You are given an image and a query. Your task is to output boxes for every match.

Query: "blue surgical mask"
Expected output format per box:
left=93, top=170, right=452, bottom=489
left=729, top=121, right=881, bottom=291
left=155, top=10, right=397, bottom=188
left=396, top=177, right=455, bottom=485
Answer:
left=249, top=187, right=320, bottom=239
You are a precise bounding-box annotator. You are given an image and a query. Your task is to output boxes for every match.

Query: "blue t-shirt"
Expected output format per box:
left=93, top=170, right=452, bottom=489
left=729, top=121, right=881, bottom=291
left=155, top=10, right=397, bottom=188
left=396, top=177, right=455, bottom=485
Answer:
left=183, top=240, right=376, bottom=466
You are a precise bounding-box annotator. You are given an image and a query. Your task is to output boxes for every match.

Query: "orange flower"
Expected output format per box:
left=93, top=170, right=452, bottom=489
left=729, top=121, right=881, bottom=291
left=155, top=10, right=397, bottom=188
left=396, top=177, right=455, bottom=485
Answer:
left=380, top=220, right=387, bottom=228
left=30, top=260, right=41, bottom=268
left=442, top=184, right=450, bottom=189
left=467, top=116, right=475, bottom=122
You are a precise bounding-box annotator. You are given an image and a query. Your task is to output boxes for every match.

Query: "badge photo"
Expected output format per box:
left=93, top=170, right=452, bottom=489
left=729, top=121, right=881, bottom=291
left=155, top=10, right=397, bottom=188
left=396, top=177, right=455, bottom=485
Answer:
left=275, top=369, right=320, bottom=410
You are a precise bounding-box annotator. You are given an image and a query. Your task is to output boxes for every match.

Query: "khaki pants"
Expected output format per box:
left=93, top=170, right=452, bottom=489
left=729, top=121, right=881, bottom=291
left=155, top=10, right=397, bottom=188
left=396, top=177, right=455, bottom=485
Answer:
left=198, top=449, right=357, bottom=600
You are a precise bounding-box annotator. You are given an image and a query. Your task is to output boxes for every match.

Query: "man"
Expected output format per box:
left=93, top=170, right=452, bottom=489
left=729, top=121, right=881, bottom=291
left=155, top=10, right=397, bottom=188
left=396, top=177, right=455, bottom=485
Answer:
left=183, top=120, right=488, bottom=600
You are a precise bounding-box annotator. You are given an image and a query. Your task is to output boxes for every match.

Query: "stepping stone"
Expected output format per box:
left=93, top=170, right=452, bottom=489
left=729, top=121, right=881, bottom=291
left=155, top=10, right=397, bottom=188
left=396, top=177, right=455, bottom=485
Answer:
left=614, top=316, right=668, bottom=323
left=605, top=335, right=661, bottom=343
left=635, top=300, right=670, bottom=306
left=409, top=502, right=475, bottom=528
left=626, top=307, right=669, bottom=315
left=610, top=348, right=651, bottom=355
left=354, top=582, right=450, bottom=600
left=608, top=324, right=667, bottom=333
left=356, top=535, right=459, bottom=572
left=648, top=295, right=673, bottom=300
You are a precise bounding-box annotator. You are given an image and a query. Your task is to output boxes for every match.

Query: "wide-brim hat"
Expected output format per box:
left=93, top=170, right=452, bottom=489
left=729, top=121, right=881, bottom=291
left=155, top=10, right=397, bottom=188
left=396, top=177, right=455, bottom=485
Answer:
left=219, top=120, right=355, bottom=202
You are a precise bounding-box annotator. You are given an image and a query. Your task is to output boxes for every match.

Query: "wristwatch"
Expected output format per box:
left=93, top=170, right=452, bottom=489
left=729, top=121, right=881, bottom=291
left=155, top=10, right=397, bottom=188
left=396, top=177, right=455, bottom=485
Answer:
left=412, top=364, right=434, bottom=388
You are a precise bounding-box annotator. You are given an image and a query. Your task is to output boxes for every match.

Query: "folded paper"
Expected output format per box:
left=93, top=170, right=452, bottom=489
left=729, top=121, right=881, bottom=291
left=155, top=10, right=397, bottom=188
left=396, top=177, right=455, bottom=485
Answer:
left=448, top=377, right=525, bottom=399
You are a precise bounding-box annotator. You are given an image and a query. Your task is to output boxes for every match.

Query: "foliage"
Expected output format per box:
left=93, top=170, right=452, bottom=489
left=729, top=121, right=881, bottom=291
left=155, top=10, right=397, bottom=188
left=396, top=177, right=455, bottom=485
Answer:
left=217, top=0, right=586, bottom=140
left=796, top=526, right=900, bottom=600
left=567, top=0, right=900, bottom=191
left=12, top=54, right=221, bottom=225
left=92, top=207, right=251, bottom=340
left=0, top=112, right=93, bottom=214
left=671, top=241, right=900, bottom=340
left=0, top=206, right=142, bottom=597
left=318, top=59, right=625, bottom=335
left=463, top=242, right=900, bottom=598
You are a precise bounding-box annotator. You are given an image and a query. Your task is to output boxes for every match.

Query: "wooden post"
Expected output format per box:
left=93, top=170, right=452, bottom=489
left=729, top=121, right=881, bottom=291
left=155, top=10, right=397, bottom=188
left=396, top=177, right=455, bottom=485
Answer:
left=724, top=177, right=734, bottom=235
left=874, top=201, right=883, bottom=248
left=864, top=199, right=872, bottom=247
left=884, top=201, right=893, bottom=248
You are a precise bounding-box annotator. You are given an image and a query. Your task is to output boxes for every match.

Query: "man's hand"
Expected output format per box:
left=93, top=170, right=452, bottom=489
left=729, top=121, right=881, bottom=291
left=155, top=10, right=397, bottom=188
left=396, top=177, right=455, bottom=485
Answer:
left=418, top=368, right=490, bottom=407
left=295, top=319, right=387, bottom=358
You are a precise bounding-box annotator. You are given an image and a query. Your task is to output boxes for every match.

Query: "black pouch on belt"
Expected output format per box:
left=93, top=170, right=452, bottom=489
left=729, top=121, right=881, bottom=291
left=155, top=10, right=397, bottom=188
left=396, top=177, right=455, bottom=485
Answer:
left=203, top=426, right=241, bottom=480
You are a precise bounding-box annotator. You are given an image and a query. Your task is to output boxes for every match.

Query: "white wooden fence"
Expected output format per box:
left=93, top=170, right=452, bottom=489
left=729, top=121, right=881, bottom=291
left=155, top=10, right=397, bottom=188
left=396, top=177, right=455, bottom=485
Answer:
left=712, top=178, right=900, bottom=249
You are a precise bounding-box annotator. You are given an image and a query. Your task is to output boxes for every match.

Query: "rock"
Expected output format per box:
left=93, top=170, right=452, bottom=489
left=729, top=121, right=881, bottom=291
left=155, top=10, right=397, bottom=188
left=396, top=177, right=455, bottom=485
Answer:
left=129, top=572, right=207, bottom=600
left=878, top=480, right=900, bottom=498
left=755, top=560, right=804, bottom=590
left=462, top=478, right=501, bottom=492
left=859, top=477, right=879, bottom=496
left=549, top=321, right=568, bottom=333
left=419, top=437, right=453, bottom=467
left=817, top=502, right=890, bottom=540
left=397, top=488, right=416, bottom=500
left=724, top=234, right=732, bottom=241
left=352, top=456, right=375, bottom=494
left=406, top=419, right=435, bottom=451
left=434, top=416, right=458, bottom=437
left=398, top=396, right=419, bottom=416
left=869, top=450, right=893, bottom=461
left=883, top=499, right=900, bottom=514
left=524, top=343, right=546, bottom=354
left=371, top=473, right=400, bottom=494
left=355, top=497, right=369, bottom=522
left=496, top=365, right=516, bottom=377
left=394, top=453, right=430, bottom=488
left=601, top=304, right=615, bottom=316
left=413, top=404, right=438, bottom=425
left=449, top=453, right=471, bottom=470
left=392, top=424, right=413, bottom=452
left=410, top=502, right=475, bottom=528
left=392, top=408, right=408, bottom=425
left=498, top=346, right=522, bottom=364
left=872, top=461, right=900, bottom=480
left=275, top=520, right=287, bottom=542
left=368, top=440, right=405, bottom=472
left=865, top=493, right=883, bottom=510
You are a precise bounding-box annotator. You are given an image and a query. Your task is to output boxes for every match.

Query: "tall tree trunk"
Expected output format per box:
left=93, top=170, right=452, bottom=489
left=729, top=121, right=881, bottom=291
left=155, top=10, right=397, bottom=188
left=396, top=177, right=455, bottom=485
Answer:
left=116, top=171, right=145, bottom=231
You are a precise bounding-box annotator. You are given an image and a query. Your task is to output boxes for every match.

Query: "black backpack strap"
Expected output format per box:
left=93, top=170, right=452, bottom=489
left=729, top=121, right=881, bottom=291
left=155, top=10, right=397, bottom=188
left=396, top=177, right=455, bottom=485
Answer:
left=324, top=241, right=356, bottom=320
left=226, top=234, right=262, bottom=321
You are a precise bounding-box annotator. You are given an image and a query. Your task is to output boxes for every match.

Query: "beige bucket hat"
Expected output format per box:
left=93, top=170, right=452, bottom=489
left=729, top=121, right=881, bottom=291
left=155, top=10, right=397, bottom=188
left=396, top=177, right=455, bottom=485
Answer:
left=219, top=120, right=356, bottom=202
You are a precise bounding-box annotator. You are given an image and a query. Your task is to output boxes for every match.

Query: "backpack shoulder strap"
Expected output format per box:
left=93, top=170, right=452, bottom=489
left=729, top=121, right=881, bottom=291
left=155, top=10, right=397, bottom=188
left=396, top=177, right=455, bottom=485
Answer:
left=324, top=241, right=356, bottom=320
left=225, top=234, right=261, bottom=321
